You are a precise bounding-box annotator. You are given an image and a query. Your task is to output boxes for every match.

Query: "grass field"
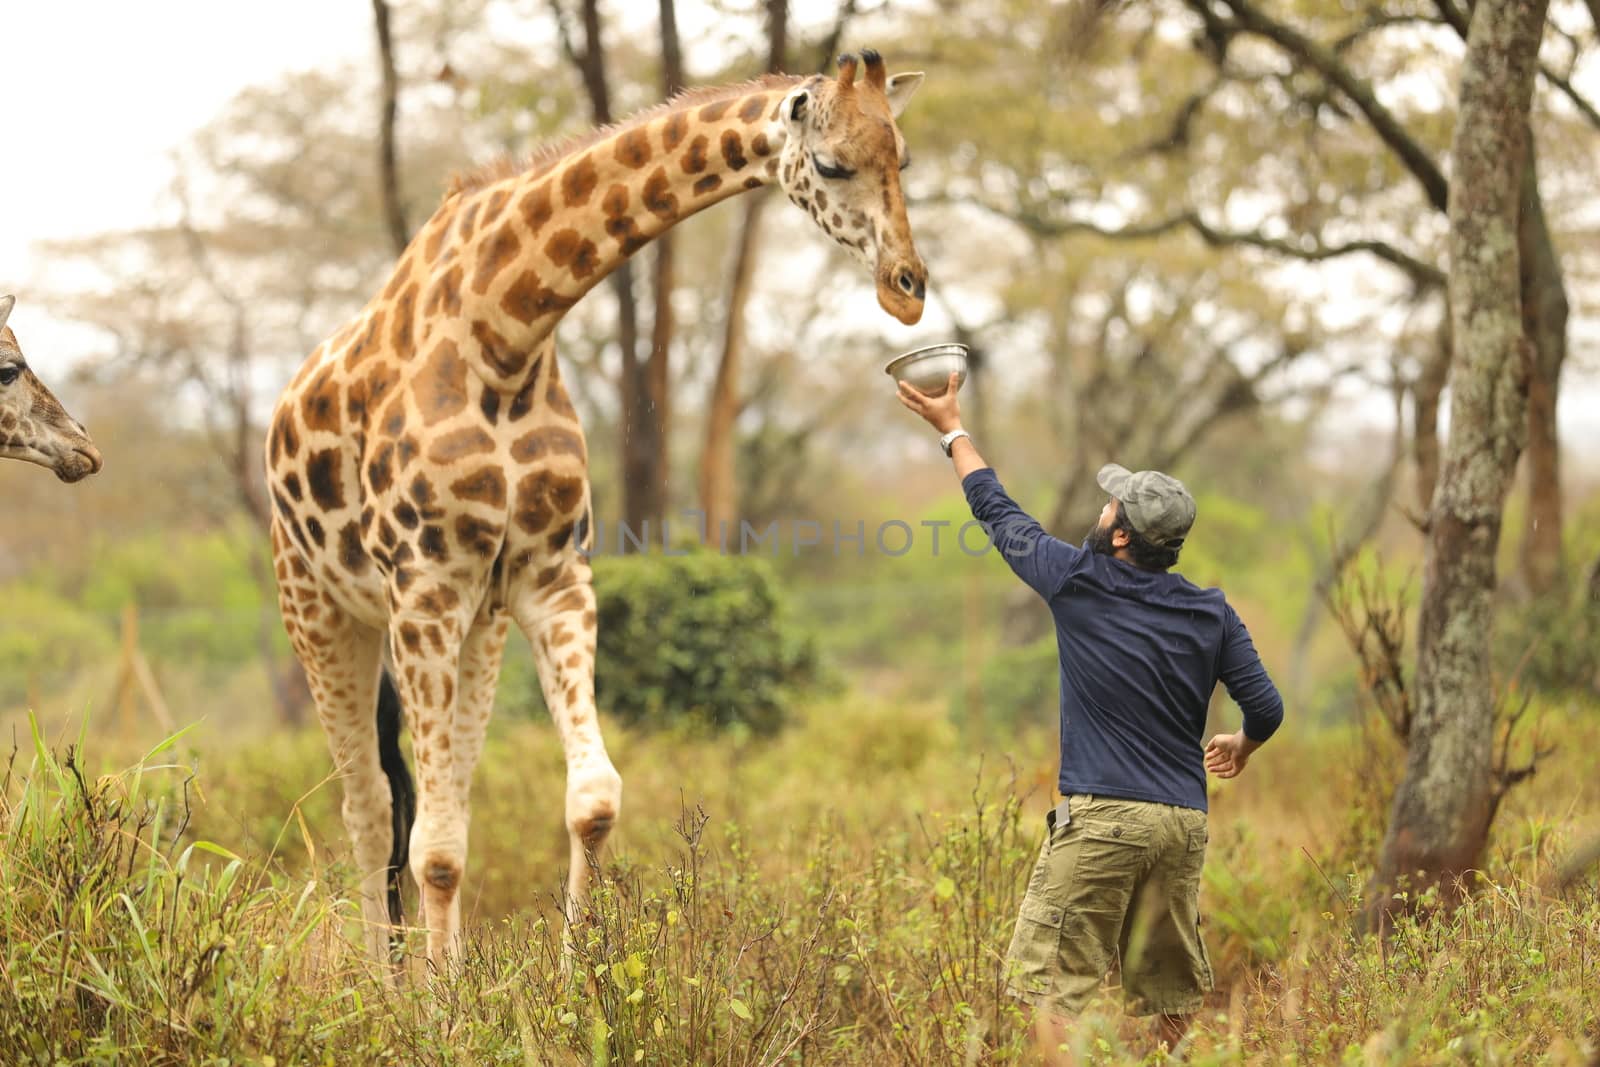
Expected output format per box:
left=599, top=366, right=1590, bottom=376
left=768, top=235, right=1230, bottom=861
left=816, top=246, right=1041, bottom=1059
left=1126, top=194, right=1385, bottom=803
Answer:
left=2, top=690, right=1597, bottom=1066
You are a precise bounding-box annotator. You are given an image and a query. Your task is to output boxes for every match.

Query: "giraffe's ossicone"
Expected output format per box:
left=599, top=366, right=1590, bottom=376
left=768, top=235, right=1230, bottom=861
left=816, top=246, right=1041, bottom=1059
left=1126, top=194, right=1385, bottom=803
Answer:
left=263, top=50, right=927, bottom=971
left=0, top=295, right=103, bottom=483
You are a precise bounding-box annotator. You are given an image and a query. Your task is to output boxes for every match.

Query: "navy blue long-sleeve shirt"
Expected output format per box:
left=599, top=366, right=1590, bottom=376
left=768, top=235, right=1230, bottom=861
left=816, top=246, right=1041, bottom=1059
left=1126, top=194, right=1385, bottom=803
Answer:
left=964, top=467, right=1283, bottom=812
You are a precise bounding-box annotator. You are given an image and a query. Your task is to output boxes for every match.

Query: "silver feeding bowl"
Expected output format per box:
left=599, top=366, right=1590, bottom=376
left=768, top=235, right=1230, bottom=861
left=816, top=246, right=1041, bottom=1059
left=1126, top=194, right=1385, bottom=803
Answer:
left=884, top=342, right=969, bottom=396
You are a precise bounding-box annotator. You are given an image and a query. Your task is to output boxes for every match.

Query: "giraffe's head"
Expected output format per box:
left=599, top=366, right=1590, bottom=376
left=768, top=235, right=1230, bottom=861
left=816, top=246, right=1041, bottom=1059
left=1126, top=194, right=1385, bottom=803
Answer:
left=774, top=50, right=927, bottom=326
left=0, top=296, right=103, bottom=483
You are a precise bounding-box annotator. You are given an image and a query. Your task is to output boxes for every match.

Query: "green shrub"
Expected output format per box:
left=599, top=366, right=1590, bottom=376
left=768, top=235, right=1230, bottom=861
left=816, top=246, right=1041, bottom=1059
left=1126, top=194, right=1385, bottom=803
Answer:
left=588, top=547, right=820, bottom=734
left=950, top=635, right=1059, bottom=735
left=1494, top=588, right=1599, bottom=696
left=0, top=587, right=116, bottom=706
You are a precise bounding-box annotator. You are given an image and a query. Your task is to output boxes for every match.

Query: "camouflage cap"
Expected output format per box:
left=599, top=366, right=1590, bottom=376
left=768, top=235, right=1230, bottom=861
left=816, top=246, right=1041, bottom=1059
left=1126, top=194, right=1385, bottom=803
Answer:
left=1096, top=463, right=1196, bottom=548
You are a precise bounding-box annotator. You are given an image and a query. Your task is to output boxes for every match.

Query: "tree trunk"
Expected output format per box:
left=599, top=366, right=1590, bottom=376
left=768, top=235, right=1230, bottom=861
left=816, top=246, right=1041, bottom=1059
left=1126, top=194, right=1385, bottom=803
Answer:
left=697, top=0, right=788, bottom=537
left=566, top=0, right=653, bottom=547
left=637, top=0, right=685, bottom=532
left=700, top=192, right=773, bottom=539
left=1514, top=144, right=1569, bottom=598
left=1412, top=313, right=1450, bottom=514
left=372, top=0, right=409, bottom=258
left=1369, top=0, right=1546, bottom=928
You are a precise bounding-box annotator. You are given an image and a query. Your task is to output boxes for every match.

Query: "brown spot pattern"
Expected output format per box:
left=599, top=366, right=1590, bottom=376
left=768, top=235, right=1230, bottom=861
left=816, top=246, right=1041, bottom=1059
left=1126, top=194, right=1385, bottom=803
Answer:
left=561, top=155, right=598, bottom=207
left=515, top=469, right=585, bottom=534
left=615, top=128, right=652, bottom=168
left=698, top=99, right=733, bottom=122
left=643, top=167, right=678, bottom=219
left=693, top=175, right=723, bottom=196
left=681, top=136, right=708, bottom=175
left=471, top=319, right=525, bottom=378
left=455, top=514, right=501, bottom=556
left=450, top=467, right=507, bottom=508
left=429, top=425, right=496, bottom=464
left=500, top=272, right=576, bottom=325
left=306, top=448, right=345, bottom=511
left=511, top=425, right=586, bottom=463
left=472, top=228, right=521, bottom=294
left=391, top=284, right=418, bottom=354
left=424, top=265, right=464, bottom=318
left=720, top=131, right=748, bottom=172
left=520, top=183, right=554, bottom=234
left=545, top=229, right=600, bottom=279
left=661, top=110, right=689, bottom=151
left=416, top=340, right=469, bottom=426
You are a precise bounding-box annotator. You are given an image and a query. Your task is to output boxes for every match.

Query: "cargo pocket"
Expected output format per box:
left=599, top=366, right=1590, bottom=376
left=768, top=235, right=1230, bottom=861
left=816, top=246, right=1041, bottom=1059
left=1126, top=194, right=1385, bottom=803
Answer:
left=1061, top=819, right=1152, bottom=970
left=1004, top=896, right=1067, bottom=997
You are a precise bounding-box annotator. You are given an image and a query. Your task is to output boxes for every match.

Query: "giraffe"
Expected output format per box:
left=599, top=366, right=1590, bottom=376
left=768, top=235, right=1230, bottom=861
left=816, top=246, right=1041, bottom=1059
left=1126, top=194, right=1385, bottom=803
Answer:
left=264, top=50, right=927, bottom=969
left=0, top=295, right=103, bottom=483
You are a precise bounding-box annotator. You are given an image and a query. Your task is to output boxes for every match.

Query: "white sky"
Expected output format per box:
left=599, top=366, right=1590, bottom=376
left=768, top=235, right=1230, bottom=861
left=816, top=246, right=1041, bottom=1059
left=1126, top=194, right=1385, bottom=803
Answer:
left=2, top=2, right=1597, bottom=459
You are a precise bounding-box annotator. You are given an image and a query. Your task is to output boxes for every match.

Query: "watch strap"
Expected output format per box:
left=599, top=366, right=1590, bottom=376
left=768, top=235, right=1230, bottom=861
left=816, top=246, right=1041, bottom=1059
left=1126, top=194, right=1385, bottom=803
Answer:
left=940, top=428, right=971, bottom=456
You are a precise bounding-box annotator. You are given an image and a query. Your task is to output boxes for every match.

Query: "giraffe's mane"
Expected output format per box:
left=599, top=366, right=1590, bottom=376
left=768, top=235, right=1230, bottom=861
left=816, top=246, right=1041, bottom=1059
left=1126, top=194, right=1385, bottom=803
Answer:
left=446, top=73, right=811, bottom=197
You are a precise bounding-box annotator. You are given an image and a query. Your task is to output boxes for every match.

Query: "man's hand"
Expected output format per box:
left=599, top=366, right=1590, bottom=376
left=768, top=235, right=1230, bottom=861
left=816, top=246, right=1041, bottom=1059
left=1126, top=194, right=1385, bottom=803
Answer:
left=896, top=373, right=964, bottom=434
left=1204, top=731, right=1262, bottom=779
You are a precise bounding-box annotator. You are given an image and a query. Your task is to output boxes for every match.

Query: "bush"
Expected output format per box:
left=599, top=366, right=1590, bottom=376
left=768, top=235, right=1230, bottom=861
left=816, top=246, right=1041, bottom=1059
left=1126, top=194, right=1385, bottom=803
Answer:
left=589, top=547, right=820, bottom=734
left=0, top=587, right=116, bottom=706
left=1495, top=588, right=1599, bottom=696
left=950, top=635, right=1060, bottom=736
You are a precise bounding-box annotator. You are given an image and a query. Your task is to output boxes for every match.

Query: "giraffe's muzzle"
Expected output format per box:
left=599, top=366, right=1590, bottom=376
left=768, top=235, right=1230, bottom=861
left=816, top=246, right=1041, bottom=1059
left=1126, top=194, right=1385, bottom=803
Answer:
left=54, top=442, right=103, bottom=483
left=877, top=257, right=928, bottom=326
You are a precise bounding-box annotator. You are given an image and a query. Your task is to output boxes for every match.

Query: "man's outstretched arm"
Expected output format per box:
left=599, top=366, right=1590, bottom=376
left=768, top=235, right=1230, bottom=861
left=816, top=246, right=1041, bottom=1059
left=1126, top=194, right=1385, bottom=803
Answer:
left=896, top=373, right=1078, bottom=598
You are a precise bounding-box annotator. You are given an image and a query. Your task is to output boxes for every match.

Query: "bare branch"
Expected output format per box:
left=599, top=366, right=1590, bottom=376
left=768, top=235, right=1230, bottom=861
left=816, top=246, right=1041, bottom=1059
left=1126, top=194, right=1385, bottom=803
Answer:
left=1220, top=0, right=1450, bottom=214
left=1538, top=60, right=1600, bottom=131
left=927, top=193, right=1446, bottom=288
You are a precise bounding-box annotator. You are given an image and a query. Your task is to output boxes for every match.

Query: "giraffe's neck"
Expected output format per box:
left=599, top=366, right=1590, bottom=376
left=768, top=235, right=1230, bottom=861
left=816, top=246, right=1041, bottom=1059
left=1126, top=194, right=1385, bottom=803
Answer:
left=407, top=76, right=807, bottom=392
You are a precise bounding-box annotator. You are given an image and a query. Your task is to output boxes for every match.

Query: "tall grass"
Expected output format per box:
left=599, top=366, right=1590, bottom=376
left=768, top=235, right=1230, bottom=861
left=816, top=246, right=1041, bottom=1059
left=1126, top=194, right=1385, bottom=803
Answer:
left=2, top=699, right=1598, bottom=1064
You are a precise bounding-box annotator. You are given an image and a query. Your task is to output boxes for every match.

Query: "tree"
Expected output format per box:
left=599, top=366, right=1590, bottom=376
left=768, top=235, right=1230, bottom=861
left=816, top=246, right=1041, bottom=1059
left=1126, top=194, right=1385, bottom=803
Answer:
left=700, top=0, right=864, bottom=538
left=549, top=0, right=667, bottom=545
left=372, top=0, right=411, bottom=258
left=1370, top=0, right=1549, bottom=923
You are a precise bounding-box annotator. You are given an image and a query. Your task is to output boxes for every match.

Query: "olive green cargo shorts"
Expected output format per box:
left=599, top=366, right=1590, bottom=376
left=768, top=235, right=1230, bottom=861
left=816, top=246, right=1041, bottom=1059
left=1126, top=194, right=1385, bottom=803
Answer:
left=1003, top=793, right=1213, bottom=1017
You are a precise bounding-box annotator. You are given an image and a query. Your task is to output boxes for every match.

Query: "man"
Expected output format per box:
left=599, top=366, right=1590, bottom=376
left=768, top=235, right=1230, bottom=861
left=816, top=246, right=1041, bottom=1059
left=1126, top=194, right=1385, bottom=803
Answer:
left=897, top=373, right=1283, bottom=1059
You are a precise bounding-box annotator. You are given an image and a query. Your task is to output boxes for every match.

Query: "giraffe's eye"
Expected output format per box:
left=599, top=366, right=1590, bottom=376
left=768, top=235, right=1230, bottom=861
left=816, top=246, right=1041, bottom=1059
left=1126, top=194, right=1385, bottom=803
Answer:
left=899, top=155, right=912, bottom=172
left=0, top=366, right=19, bottom=386
left=813, top=154, right=854, bottom=180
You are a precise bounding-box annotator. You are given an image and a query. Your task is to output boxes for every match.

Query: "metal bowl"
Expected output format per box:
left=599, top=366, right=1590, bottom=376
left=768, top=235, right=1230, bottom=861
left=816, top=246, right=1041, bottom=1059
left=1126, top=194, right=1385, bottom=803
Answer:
left=884, top=342, right=969, bottom=396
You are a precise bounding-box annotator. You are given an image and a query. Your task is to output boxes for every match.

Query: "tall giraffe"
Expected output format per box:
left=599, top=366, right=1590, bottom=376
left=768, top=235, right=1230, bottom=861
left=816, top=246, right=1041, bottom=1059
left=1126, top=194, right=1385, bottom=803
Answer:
left=0, top=295, right=103, bottom=483
left=265, top=51, right=926, bottom=968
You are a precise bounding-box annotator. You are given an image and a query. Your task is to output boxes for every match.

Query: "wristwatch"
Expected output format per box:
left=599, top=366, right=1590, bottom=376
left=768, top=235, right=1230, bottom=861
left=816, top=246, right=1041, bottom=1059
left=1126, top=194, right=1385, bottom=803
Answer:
left=939, top=428, right=971, bottom=457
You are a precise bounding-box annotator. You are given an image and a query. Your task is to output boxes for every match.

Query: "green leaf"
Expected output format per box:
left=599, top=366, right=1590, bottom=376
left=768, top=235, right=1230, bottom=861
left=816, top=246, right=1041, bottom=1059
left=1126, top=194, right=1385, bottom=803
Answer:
left=730, top=998, right=752, bottom=1021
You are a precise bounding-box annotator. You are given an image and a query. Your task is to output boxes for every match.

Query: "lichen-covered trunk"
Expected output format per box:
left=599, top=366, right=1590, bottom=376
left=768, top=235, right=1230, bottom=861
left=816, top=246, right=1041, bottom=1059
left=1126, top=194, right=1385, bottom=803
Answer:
left=1515, top=149, right=1569, bottom=597
left=1370, top=0, right=1547, bottom=926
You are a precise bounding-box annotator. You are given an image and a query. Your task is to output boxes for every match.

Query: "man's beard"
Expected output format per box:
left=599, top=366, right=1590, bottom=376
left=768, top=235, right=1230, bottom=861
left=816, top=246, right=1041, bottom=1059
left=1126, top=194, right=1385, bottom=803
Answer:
left=1086, top=521, right=1118, bottom=556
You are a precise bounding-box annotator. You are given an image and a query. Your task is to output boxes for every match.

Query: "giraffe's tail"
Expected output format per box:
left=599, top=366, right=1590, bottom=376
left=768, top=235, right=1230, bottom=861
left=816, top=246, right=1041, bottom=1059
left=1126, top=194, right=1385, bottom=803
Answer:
left=376, top=668, right=416, bottom=930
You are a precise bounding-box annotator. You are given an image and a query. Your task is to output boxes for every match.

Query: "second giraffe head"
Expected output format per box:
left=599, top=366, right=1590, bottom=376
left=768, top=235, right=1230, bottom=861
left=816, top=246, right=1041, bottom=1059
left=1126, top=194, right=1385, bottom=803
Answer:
left=774, top=49, right=927, bottom=325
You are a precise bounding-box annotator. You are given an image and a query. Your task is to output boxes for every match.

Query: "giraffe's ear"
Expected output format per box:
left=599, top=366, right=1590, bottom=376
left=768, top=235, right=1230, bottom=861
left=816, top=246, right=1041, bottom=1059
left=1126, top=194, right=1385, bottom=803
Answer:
left=884, top=72, right=924, bottom=118
left=782, top=87, right=810, bottom=125
left=0, top=295, right=13, bottom=333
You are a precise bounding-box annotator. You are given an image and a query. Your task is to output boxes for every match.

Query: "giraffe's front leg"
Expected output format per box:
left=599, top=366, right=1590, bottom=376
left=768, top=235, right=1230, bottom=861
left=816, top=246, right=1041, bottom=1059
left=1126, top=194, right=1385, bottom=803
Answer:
left=388, top=597, right=477, bottom=970
left=512, top=560, right=621, bottom=932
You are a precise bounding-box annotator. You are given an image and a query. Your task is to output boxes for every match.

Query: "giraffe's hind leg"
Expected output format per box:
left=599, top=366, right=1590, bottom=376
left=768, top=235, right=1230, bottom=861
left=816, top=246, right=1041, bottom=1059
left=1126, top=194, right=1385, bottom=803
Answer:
left=511, top=554, right=621, bottom=935
left=271, top=520, right=398, bottom=966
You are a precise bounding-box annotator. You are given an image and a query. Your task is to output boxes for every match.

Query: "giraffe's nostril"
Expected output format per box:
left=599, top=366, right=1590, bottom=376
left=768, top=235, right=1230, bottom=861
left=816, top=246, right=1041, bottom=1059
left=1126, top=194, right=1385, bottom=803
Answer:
left=898, top=271, right=915, bottom=294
